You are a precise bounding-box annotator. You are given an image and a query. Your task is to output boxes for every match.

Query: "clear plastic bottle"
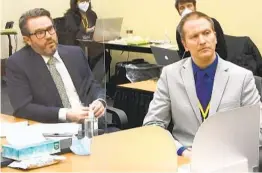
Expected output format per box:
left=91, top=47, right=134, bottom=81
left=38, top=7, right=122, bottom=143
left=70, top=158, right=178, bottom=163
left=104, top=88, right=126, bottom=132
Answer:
left=84, top=111, right=98, bottom=138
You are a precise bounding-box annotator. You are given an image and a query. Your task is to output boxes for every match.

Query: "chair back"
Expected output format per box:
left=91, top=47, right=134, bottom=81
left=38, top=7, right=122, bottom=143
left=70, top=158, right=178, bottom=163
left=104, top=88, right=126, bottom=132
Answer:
left=53, top=17, right=76, bottom=45
left=224, top=35, right=262, bottom=77
left=254, top=76, right=262, bottom=101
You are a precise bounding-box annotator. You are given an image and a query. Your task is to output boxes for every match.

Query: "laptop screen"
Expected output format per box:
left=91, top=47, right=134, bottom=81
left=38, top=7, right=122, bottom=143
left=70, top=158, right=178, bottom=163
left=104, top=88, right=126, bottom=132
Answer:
left=151, top=46, right=181, bottom=66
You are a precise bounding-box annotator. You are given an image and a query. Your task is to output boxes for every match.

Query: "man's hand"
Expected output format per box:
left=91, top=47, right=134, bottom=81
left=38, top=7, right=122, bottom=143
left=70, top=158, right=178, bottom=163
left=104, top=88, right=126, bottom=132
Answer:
left=182, top=148, right=192, bottom=159
left=86, top=26, right=95, bottom=33
left=89, top=100, right=105, bottom=118
left=66, top=100, right=105, bottom=122
left=66, top=107, right=90, bottom=123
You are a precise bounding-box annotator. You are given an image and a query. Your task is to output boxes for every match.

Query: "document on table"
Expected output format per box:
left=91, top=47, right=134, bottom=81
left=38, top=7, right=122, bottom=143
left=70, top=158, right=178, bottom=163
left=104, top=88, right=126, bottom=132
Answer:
left=4, top=123, right=80, bottom=147
left=27, top=123, right=81, bottom=136
left=0, top=121, right=28, bottom=137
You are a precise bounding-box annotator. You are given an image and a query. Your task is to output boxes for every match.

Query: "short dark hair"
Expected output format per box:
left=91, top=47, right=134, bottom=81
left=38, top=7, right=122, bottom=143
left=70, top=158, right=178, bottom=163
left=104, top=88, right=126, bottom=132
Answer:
left=19, top=8, right=53, bottom=36
left=177, top=11, right=215, bottom=41
left=175, top=0, right=196, bottom=12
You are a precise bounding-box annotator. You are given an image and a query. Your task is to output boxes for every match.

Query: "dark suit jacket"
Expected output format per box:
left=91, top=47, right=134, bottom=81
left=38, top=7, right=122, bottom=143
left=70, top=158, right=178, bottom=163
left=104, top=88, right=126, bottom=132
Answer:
left=176, top=17, right=227, bottom=59
left=64, top=9, right=97, bottom=40
left=6, top=45, right=105, bottom=123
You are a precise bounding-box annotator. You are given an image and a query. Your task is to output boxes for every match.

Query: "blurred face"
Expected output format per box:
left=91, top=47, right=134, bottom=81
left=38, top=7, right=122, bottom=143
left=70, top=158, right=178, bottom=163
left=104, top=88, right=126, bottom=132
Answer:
left=23, top=16, right=58, bottom=56
left=178, top=2, right=196, bottom=15
left=182, top=17, right=217, bottom=66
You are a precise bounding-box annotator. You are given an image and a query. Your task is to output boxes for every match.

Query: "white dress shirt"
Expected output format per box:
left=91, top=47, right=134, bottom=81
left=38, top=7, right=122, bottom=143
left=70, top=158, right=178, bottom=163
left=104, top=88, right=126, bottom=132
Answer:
left=42, top=51, right=82, bottom=122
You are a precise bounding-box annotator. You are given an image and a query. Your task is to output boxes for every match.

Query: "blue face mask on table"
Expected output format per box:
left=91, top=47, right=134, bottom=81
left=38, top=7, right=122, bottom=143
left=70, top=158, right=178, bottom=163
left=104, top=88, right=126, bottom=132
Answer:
left=70, top=135, right=91, bottom=155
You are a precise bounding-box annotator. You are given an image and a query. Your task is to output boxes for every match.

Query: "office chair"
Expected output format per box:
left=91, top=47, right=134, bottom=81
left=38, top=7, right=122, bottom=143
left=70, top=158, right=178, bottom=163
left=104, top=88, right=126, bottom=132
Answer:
left=224, top=34, right=262, bottom=77
left=107, top=106, right=128, bottom=130
left=53, top=17, right=76, bottom=45
left=91, top=106, right=128, bottom=135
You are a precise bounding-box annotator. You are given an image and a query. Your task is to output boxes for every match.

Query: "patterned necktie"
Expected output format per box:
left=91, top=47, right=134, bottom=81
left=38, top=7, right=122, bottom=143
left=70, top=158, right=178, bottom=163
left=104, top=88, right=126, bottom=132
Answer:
left=47, top=57, right=71, bottom=108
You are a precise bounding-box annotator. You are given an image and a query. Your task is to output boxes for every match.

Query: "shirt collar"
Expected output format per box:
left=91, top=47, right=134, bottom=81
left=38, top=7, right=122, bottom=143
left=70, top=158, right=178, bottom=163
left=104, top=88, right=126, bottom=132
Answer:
left=41, top=50, right=62, bottom=64
left=192, top=54, right=218, bottom=78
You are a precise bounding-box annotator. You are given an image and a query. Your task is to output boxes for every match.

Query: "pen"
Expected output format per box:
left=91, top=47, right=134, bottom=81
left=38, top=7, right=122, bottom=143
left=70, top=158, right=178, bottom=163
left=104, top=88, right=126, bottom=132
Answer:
left=42, top=133, right=74, bottom=137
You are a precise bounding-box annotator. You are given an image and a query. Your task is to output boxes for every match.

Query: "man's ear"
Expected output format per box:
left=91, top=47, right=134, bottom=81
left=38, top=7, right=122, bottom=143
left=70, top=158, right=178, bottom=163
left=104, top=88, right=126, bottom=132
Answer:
left=23, top=36, right=31, bottom=46
left=214, top=31, right=217, bottom=45
left=182, top=40, right=189, bottom=52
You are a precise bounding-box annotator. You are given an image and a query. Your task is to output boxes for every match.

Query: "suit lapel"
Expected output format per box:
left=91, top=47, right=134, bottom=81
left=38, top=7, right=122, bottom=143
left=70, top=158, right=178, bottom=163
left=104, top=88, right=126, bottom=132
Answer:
left=28, top=48, right=62, bottom=106
left=181, top=58, right=202, bottom=124
left=57, top=46, right=83, bottom=102
left=209, top=58, right=229, bottom=116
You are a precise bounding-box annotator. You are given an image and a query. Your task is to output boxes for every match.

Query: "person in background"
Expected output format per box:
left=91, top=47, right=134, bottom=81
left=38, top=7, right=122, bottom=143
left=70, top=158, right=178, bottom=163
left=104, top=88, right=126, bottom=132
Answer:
left=174, top=0, right=227, bottom=59
left=143, top=11, right=260, bottom=159
left=64, top=0, right=97, bottom=40
left=64, top=0, right=112, bottom=84
left=6, top=8, right=105, bottom=124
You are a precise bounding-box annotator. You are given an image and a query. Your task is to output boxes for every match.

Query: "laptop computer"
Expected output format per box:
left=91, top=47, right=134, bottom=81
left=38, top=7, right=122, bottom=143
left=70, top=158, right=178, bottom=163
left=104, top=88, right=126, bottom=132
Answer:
left=93, top=17, right=123, bottom=42
left=151, top=45, right=181, bottom=66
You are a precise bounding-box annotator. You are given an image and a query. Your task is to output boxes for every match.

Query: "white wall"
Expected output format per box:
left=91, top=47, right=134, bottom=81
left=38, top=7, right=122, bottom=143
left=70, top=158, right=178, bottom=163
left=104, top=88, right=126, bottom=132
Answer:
left=1, top=0, right=262, bottom=66
left=1, top=0, right=69, bottom=59
left=93, top=0, right=262, bottom=72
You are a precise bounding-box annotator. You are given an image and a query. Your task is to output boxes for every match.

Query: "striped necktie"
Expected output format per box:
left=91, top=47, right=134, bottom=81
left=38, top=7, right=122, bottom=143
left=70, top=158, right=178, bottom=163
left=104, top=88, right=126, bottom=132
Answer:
left=47, top=57, right=71, bottom=108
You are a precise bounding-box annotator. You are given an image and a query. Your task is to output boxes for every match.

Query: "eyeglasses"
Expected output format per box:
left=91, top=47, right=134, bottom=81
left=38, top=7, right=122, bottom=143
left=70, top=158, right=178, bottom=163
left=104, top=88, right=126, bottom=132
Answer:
left=29, top=25, right=56, bottom=39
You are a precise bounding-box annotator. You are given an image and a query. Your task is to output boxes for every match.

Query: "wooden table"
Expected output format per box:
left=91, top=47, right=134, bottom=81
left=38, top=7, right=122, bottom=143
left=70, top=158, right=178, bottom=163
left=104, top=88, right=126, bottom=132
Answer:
left=78, top=39, right=153, bottom=54
left=0, top=114, right=189, bottom=172
left=114, top=80, right=158, bottom=128
left=118, top=80, right=157, bottom=92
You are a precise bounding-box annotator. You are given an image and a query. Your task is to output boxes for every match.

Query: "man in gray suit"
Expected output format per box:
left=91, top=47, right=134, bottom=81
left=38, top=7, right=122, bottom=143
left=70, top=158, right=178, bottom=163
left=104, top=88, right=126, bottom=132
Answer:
left=6, top=8, right=105, bottom=123
left=143, top=11, right=260, bottom=158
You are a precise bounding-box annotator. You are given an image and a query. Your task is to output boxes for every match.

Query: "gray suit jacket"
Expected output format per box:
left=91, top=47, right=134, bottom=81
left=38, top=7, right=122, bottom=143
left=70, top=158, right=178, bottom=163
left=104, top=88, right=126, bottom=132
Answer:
left=143, top=56, right=260, bottom=149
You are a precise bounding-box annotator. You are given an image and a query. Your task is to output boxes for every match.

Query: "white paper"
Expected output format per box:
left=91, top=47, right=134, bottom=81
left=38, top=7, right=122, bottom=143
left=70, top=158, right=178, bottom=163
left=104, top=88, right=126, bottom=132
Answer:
left=0, top=121, right=28, bottom=137
left=26, top=123, right=80, bottom=135
left=158, top=44, right=177, bottom=49
left=208, top=156, right=248, bottom=173
left=191, top=104, right=260, bottom=172
left=107, top=38, right=127, bottom=45
left=6, top=126, right=46, bottom=147
left=177, top=164, right=191, bottom=173
left=3, top=122, right=80, bottom=147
